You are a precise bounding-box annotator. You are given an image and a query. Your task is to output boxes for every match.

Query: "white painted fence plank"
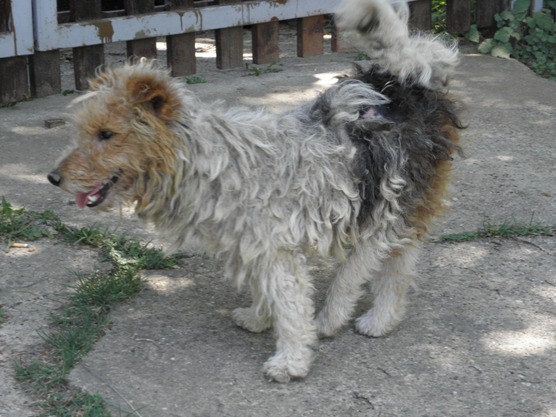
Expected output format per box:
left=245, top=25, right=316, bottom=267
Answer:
left=34, top=0, right=338, bottom=51
left=0, top=0, right=34, bottom=57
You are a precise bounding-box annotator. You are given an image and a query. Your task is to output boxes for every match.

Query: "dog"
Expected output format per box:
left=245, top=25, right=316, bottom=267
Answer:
left=47, top=0, right=463, bottom=382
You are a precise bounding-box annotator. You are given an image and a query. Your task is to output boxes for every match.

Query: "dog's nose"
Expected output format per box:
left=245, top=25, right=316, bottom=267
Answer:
left=47, top=170, right=62, bottom=187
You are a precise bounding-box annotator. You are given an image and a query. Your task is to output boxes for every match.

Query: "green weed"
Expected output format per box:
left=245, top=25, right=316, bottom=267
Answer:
left=0, top=198, right=175, bottom=416
left=245, top=63, right=282, bottom=76
left=0, top=197, right=56, bottom=249
left=441, top=221, right=555, bottom=242
left=185, top=75, right=207, bottom=84
left=473, top=0, right=556, bottom=81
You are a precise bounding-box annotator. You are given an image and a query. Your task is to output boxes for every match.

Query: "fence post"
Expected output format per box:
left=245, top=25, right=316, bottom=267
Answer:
left=166, top=0, right=196, bottom=76
left=215, top=0, right=244, bottom=69
left=297, top=15, right=324, bottom=57
left=29, top=50, right=61, bottom=98
left=70, top=0, right=104, bottom=90
left=409, top=0, right=432, bottom=30
left=0, top=0, right=30, bottom=103
left=446, top=0, right=471, bottom=34
left=124, top=0, right=157, bottom=59
left=0, top=56, right=28, bottom=103
left=477, top=0, right=511, bottom=29
left=252, top=17, right=280, bottom=65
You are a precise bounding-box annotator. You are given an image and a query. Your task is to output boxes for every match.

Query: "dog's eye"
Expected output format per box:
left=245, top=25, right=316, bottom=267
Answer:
left=99, top=130, right=113, bottom=140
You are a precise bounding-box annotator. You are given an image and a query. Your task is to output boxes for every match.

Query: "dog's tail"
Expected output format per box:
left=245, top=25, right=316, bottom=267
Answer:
left=335, top=0, right=459, bottom=89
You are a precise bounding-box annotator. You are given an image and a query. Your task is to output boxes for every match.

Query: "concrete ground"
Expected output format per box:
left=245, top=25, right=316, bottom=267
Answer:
left=1, top=35, right=555, bottom=417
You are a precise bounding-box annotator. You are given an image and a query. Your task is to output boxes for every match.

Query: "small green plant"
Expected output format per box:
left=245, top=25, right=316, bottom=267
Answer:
left=245, top=63, right=282, bottom=76
left=0, top=198, right=175, bottom=416
left=185, top=75, right=207, bottom=84
left=0, top=197, right=57, bottom=250
left=354, top=52, right=370, bottom=61
left=474, top=0, right=556, bottom=80
left=441, top=220, right=555, bottom=242
left=432, top=0, right=447, bottom=33
left=62, top=89, right=76, bottom=96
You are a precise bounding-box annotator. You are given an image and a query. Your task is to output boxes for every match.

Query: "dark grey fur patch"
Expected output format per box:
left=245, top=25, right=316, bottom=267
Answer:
left=345, top=66, right=463, bottom=225
left=357, top=14, right=381, bottom=34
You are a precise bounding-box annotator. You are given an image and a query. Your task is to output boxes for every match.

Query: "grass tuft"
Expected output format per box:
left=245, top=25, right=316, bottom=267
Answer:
left=1, top=197, right=175, bottom=416
left=0, top=197, right=57, bottom=250
left=441, top=221, right=555, bottom=242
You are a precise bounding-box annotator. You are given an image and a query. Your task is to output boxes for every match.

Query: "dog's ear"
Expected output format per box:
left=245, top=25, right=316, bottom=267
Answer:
left=127, top=74, right=178, bottom=121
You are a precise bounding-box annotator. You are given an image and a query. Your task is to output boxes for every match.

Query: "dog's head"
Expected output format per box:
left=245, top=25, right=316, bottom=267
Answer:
left=48, top=61, right=189, bottom=211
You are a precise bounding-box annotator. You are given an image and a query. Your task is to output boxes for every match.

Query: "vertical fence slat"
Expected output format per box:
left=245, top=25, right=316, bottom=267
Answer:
left=124, top=0, right=157, bottom=59
left=297, top=15, right=324, bottom=57
left=446, top=0, right=471, bottom=34
left=0, top=56, right=29, bottom=103
left=0, top=0, right=30, bottom=103
left=29, top=50, right=61, bottom=98
left=252, top=17, right=280, bottom=65
left=409, top=0, right=432, bottom=30
left=215, top=0, right=244, bottom=69
left=166, top=0, right=196, bottom=76
left=477, top=0, right=511, bottom=29
left=70, top=0, right=104, bottom=90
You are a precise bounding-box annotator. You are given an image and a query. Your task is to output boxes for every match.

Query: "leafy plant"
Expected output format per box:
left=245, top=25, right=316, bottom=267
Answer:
left=185, top=75, right=207, bottom=84
left=245, top=63, right=282, bottom=76
left=475, top=0, right=556, bottom=80
left=432, top=0, right=447, bottom=33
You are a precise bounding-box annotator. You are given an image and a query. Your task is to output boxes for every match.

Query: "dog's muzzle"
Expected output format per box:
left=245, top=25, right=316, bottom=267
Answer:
left=47, top=170, right=120, bottom=208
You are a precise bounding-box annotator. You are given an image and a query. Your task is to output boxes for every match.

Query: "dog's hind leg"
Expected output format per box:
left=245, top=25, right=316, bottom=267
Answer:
left=355, top=243, right=420, bottom=337
left=260, top=251, right=317, bottom=383
left=315, top=238, right=384, bottom=337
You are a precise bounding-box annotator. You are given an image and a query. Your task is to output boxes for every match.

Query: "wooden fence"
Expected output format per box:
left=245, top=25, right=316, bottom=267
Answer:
left=1, top=0, right=513, bottom=105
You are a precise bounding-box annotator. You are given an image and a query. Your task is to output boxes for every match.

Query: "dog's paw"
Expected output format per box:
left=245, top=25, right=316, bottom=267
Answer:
left=231, top=307, right=271, bottom=333
left=262, top=351, right=313, bottom=383
left=354, top=308, right=400, bottom=337
left=315, top=311, right=339, bottom=338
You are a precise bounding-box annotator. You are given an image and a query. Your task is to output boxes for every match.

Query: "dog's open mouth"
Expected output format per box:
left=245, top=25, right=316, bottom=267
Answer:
left=75, top=175, right=119, bottom=208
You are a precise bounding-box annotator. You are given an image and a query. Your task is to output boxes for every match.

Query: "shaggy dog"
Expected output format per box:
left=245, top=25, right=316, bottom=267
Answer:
left=48, top=0, right=463, bottom=382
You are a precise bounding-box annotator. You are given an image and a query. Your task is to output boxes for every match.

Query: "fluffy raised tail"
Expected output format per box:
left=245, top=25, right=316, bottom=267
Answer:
left=335, top=0, right=459, bottom=89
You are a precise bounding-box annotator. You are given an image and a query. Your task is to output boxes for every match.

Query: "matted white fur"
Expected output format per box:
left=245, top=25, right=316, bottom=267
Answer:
left=335, top=0, right=459, bottom=88
left=48, top=0, right=461, bottom=383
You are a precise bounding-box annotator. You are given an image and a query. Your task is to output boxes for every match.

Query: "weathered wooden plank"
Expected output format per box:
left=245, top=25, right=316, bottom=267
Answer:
left=446, top=0, right=471, bottom=34
left=29, top=50, right=61, bottom=98
left=215, top=0, right=244, bottom=69
left=476, top=0, right=511, bottom=29
left=252, top=18, right=280, bottom=65
left=297, top=15, right=324, bottom=58
left=0, top=0, right=33, bottom=58
left=124, top=0, right=157, bottom=59
left=166, top=0, right=196, bottom=76
left=0, top=56, right=29, bottom=103
left=70, top=0, right=104, bottom=90
left=409, top=0, right=432, bottom=31
left=34, top=0, right=339, bottom=51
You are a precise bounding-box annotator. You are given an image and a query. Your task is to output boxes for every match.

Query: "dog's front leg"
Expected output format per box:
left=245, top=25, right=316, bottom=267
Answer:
left=260, top=251, right=317, bottom=383
left=232, top=278, right=272, bottom=333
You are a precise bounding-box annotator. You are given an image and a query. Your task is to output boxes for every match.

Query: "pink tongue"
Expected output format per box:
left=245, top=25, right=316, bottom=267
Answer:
left=75, top=185, right=102, bottom=208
